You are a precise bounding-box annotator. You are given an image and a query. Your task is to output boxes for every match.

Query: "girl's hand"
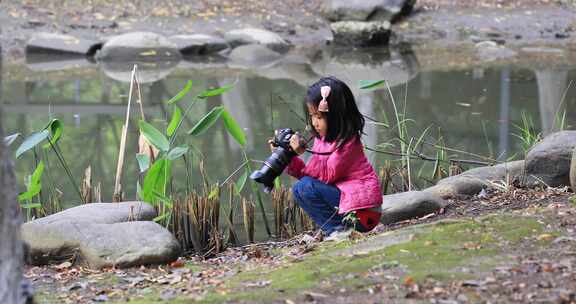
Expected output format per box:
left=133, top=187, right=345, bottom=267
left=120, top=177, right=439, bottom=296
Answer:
left=289, top=133, right=305, bottom=155
left=267, top=138, right=275, bottom=152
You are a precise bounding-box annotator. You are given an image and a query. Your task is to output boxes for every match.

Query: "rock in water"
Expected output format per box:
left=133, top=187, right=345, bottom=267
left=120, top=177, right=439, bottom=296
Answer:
left=26, top=32, right=102, bottom=56
left=169, top=34, right=229, bottom=56
left=98, top=32, right=181, bottom=61
left=330, top=21, right=391, bottom=46
left=321, top=0, right=416, bottom=22
left=224, top=28, right=290, bottom=52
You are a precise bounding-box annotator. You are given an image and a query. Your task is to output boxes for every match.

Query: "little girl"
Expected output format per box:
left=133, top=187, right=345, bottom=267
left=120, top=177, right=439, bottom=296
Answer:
left=283, top=76, right=382, bottom=235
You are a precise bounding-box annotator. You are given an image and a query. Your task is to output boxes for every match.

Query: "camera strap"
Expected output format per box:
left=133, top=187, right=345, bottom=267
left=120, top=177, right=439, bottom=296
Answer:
left=305, top=139, right=344, bottom=155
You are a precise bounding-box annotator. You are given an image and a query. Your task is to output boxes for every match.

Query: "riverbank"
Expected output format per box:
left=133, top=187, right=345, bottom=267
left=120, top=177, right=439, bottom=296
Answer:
left=28, top=187, right=576, bottom=303
left=1, top=0, right=575, bottom=65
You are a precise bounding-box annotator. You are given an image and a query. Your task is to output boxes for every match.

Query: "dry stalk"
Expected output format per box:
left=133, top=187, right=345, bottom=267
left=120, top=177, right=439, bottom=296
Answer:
left=94, top=182, right=102, bottom=203
left=113, top=64, right=138, bottom=202
left=226, top=184, right=238, bottom=246
left=242, top=198, right=254, bottom=243
left=449, top=161, right=463, bottom=176
left=170, top=186, right=224, bottom=255
left=379, top=161, right=392, bottom=195
left=399, top=166, right=410, bottom=192
left=272, top=186, right=313, bottom=238
left=81, top=166, right=93, bottom=204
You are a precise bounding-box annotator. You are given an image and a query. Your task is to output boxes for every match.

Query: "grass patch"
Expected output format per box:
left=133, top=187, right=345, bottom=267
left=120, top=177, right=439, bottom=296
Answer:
left=200, top=215, right=547, bottom=302
left=480, top=214, right=543, bottom=244
left=124, top=215, right=550, bottom=303
left=570, top=196, right=576, bottom=208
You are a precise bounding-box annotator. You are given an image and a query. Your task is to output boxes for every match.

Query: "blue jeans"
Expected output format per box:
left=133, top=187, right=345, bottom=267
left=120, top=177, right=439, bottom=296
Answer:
left=292, top=176, right=345, bottom=235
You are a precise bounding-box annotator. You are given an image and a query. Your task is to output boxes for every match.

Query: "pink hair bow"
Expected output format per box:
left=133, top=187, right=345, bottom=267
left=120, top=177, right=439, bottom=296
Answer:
left=318, top=86, right=331, bottom=112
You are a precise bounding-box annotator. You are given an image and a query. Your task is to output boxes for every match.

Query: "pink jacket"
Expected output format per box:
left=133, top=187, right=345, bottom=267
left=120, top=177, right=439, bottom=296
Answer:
left=286, top=136, right=382, bottom=214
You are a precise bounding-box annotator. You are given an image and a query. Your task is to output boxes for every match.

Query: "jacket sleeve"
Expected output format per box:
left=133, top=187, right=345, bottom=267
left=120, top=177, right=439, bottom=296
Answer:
left=308, top=138, right=360, bottom=184
left=285, top=156, right=305, bottom=179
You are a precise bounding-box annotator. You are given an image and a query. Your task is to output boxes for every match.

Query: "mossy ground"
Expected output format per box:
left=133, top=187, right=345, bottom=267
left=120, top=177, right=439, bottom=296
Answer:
left=33, top=188, right=573, bottom=304
left=166, top=214, right=553, bottom=303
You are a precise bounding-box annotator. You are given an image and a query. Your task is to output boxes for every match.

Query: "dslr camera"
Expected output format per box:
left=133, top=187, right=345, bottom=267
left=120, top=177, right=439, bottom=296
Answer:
left=250, top=128, right=297, bottom=193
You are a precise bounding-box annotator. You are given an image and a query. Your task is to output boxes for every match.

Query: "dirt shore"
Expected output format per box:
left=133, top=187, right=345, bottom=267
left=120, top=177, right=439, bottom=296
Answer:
left=1, top=0, right=575, bottom=64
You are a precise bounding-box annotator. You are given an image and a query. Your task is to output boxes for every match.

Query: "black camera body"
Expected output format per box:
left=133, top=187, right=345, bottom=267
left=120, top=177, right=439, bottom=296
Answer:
left=250, top=128, right=297, bottom=193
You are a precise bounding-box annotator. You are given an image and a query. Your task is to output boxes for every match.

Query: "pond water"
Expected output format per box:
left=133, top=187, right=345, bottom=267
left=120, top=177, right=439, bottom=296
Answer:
left=2, top=44, right=575, bottom=240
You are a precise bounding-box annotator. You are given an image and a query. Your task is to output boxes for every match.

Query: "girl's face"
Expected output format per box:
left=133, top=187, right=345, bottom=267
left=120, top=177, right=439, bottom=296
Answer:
left=307, top=104, right=327, bottom=137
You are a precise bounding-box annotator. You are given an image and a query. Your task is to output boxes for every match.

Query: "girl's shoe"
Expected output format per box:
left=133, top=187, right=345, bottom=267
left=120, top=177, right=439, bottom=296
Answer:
left=324, top=229, right=352, bottom=242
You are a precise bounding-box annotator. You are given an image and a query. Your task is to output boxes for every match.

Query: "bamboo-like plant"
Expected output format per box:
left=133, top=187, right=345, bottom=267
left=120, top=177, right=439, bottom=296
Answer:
left=14, top=118, right=84, bottom=219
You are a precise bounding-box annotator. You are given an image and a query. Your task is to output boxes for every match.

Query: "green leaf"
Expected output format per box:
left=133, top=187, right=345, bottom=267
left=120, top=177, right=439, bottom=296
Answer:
left=18, top=185, right=40, bottom=202
left=137, top=181, right=143, bottom=199
left=4, top=133, right=20, bottom=146
left=136, top=153, right=151, bottom=173
left=188, top=106, right=224, bottom=136
left=153, top=213, right=170, bottom=223
left=222, top=109, right=246, bottom=146
left=141, top=158, right=172, bottom=203
left=166, top=80, right=193, bottom=104
left=197, top=83, right=234, bottom=99
left=42, top=119, right=63, bottom=149
left=152, top=190, right=173, bottom=208
left=166, top=106, right=182, bottom=137
left=274, top=177, right=281, bottom=190
left=15, top=130, right=49, bottom=158
left=234, top=170, right=248, bottom=196
left=30, top=161, right=44, bottom=186
left=20, top=203, right=42, bottom=209
left=359, top=80, right=386, bottom=90
left=139, top=120, right=170, bottom=152
left=167, top=146, right=189, bottom=160
left=18, top=161, right=44, bottom=202
left=208, top=186, right=219, bottom=200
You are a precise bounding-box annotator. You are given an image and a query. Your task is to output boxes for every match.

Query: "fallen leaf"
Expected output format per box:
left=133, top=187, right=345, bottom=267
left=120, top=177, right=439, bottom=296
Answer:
left=537, top=234, right=555, bottom=241
left=54, top=261, right=73, bottom=270
left=170, top=259, right=185, bottom=268
left=404, top=276, right=414, bottom=285
left=541, top=263, right=554, bottom=272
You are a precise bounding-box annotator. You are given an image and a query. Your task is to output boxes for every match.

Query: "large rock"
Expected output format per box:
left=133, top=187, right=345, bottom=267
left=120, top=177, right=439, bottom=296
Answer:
left=28, top=202, right=156, bottom=224
left=21, top=202, right=181, bottom=268
left=26, top=57, right=95, bottom=72
left=526, top=131, right=576, bottom=187
left=571, top=147, right=576, bottom=191
left=380, top=191, right=446, bottom=225
left=425, top=161, right=525, bottom=198
left=169, top=34, right=229, bottom=56
left=330, top=21, right=391, bottom=46
left=26, top=32, right=102, bottom=56
left=224, top=28, right=290, bottom=52
left=321, top=0, right=416, bottom=22
left=98, top=32, right=181, bottom=61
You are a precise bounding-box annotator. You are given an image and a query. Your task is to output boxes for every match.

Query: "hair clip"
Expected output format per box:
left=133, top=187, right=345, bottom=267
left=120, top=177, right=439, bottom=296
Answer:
left=318, top=86, right=331, bottom=112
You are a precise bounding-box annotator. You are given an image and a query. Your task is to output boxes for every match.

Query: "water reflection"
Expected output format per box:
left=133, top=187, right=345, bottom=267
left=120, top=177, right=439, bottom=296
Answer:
left=535, top=69, right=569, bottom=135
left=2, top=45, right=575, bottom=230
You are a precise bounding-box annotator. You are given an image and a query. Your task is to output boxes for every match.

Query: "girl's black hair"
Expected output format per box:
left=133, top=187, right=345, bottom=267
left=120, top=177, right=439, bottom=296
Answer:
left=305, top=76, right=365, bottom=143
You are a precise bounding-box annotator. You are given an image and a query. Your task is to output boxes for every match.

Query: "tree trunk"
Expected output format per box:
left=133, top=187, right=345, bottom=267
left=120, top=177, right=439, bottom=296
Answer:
left=0, top=48, right=26, bottom=304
